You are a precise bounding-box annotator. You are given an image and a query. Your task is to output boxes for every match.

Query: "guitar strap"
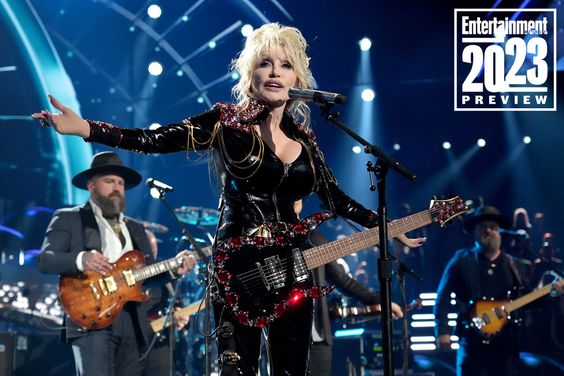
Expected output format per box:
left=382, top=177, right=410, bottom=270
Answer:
left=506, top=253, right=524, bottom=291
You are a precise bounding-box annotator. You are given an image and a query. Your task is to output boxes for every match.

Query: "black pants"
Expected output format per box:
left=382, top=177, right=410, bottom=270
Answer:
left=70, top=308, right=146, bottom=376
left=308, top=341, right=332, bottom=376
left=457, top=342, right=519, bottom=376
left=215, top=300, right=313, bottom=376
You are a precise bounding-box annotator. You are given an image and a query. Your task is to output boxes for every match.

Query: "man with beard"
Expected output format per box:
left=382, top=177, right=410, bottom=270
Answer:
left=38, top=151, right=195, bottom=376
left=434, top=205, right=563, bottom=376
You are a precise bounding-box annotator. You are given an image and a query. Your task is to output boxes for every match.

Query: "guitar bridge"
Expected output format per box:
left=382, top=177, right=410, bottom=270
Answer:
left=258, top=256, right=286, bottom=291
left=291, top=248, right=309, bottom=283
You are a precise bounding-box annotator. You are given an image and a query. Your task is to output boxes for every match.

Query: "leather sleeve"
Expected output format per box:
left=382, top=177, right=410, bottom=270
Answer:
left=85, top=107, right=221, bottom=154
left=325, top=261, right=380, bottom=305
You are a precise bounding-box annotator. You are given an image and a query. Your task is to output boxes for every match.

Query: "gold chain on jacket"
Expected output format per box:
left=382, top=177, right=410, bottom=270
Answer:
left=182, top=119, right=221, bottom=161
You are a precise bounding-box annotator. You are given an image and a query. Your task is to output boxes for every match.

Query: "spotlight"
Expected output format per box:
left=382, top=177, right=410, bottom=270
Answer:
left=197, top=96, right=204, bottom=104
left=523, top=136, right=531, bottom=144
left=393, top=143, right=401, bottom=151
left=352, top=146, right=362, bottom=154
left=176, top=69, right=184, bottom=77
left=442, top=141, right=451, bottom=150
left=477, top=138, right=486, bottom=147
left=241, top=24, right=254, bottom=37
left=148, top=61, right=163, bottom=76
left=361, top=88, right=375, bottom=102
left=181, top=15, right=189, bottom=22
left=208, top=40, right=217, bottom=49
left=147, top=4, right=162, bottom=19
left=359, top=37, right=372, bottom=51
left=149, top=123, right=161, bottom=130
left=231, top=72, right=240, bottom=80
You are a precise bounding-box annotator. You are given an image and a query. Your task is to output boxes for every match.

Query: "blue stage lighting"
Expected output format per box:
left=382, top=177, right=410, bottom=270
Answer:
left=523, top=136, right=531, bottom=144
left=393, top=143, right=401, bottom=151
left=208, top=40, right=217, bottom=49
left=477, top=138, right=486, bottom=147
left=352, top=146, right=362, bottom=154
left=442, top=141, right=451, bottom=150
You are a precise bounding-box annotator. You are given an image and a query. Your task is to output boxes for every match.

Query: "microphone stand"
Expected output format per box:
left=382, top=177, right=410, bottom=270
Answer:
left=395, top=258, right=423, bottom=376
left=318, top=102, right=416, bottom=376
left=152, top=187, right=213, bottom=376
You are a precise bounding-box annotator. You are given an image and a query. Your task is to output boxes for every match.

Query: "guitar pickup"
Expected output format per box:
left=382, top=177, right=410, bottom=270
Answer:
left=291, top=248, right=308, bottom=282
left=98, top=279, right=109, bottom=296
left=122, top=270, right=135, bottom=287
left=103, top=277, right=117, bottom=293
left=89, top=282, right=100, bottom=301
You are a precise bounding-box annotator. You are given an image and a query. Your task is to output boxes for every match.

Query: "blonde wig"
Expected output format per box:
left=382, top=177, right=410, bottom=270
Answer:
left=231, top=23, right=315, bottom=127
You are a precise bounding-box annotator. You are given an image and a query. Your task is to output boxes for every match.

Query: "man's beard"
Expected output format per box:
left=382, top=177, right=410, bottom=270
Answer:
left=93, top=191, right=126, bottom=217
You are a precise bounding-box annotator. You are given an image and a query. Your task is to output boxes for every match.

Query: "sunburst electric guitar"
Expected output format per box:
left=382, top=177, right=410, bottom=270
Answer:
left=59, top=251, right=186, bottom=330
left=468, top=282, right=560, bottom=338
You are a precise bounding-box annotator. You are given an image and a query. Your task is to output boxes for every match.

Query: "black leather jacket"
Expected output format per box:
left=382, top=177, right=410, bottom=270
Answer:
left=86, top=100, right=378, bottom=243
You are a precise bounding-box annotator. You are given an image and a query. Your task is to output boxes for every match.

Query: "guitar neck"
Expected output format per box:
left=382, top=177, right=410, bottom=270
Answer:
left=303, top=210, right=432, bottom=270
left=505, top=283, right=553, bottom=313
left=150, top=299, right=205, bottom=333
left=132, top=256, right=182, bottom=282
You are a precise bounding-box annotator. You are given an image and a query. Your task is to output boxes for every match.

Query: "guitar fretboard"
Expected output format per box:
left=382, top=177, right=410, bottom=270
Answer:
left=303, top=211, right=432, bottom=270
left=505, top=283, right=554, bottom=313
left=132, top=257, right=182, bottom=282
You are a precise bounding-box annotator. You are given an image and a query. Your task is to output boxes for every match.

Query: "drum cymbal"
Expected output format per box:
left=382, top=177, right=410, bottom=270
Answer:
left=175, top=206, right=219, bottom=226
left=142, top=221, right=169, bottom=234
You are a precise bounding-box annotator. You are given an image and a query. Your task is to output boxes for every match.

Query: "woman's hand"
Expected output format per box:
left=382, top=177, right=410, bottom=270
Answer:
left=31, top=95, right=90, bottom=138
left=396, top=233, right=427, bottom=248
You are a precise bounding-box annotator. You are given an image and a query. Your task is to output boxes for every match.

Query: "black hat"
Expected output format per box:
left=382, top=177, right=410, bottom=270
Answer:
left=72, top=151, right=142, bottom=190
left=463, top=205, right=511, bottom=232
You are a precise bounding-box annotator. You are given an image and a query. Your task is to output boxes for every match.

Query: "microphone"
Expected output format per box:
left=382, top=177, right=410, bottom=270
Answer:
left=146, top=178, right=174, bottom=193
left=288, top=87, right=348, bottom=105
left=499, top=229, right=529, bottom=238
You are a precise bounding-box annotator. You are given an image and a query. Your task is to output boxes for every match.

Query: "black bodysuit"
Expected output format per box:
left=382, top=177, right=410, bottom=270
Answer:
left=86, top=99, right=378, bottom=375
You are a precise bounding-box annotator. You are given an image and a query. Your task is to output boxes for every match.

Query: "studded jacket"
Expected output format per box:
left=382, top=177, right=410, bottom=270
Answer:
left=85, top=100, right=378, bottom=243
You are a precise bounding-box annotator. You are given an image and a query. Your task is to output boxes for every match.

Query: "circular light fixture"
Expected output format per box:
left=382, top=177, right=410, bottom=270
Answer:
left=148, top=61, right=163, bottom=76
left=361, top=88, right=375, bottom=102
left=442, top=141, right=451, bottom=150
left=359, top=37, right=372, bottom=51
left=477, top=138, right=486, bottom=147
left=147, top=4, right=162, bottom=19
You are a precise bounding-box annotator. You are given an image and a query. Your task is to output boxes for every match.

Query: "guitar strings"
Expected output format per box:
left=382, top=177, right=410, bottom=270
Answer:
left=225, top=204, right=456, bottom=291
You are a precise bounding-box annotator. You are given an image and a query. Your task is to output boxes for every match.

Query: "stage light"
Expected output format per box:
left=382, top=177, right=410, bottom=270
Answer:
left=419, top=293, right=437, bottom=299
left=335, top=328, right=365, bottom=338
left=393, top=143, right=401, bottom=151
left=129, top=26, right=136, bottom=32
left=442, top=141, right=451, bottom=150
left=208, top=40, right=217, bottom=49
left=126, top=105, right=133, bottom=113
left=523, top=136, right=531, bottom=144
left=359, top=37, right=372, bottom=51
left=147, top=4, right=162, bottom=19
left=241, top=24, right=254, bottom=37
left=477, top=138, right=486, bottom=147
left=150, top=187, right=161, bottom=199
left=352, top=146, right=362, bottom=154
left=176, top=69, right=184, bottom=77
left=231, top=72, right=240, bottom=80
left=149, top=123, right=161, bottom=130
left=197, top=96, right=204, bottom=104
left=148, top=61, right=163, bottom=76
left=361, top=88, right=375, bottom=102
left=181, top=15, right=189, bottom=22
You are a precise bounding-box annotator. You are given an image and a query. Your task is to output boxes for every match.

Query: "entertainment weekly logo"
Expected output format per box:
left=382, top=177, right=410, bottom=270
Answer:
left=454, top=9, right=556, bottom=111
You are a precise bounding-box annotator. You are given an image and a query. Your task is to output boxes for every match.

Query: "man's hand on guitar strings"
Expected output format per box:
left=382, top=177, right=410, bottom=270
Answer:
left=82, top=251, right=112, bottom=275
